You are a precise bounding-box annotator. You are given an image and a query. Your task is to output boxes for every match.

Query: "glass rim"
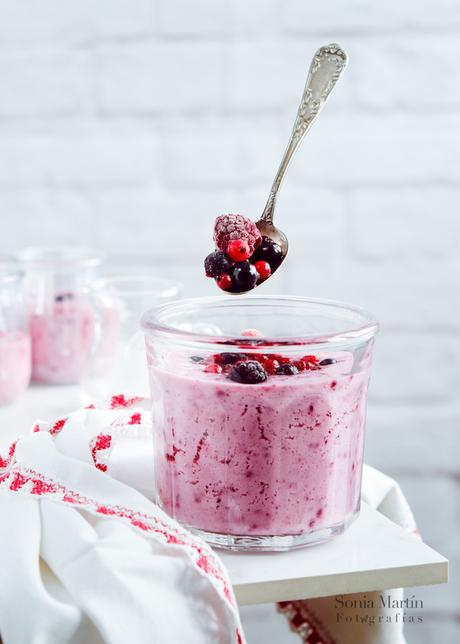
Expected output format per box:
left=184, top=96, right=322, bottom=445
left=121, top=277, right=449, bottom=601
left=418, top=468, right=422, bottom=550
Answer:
left=141, top=295, right=379, bottom=348
left=17, top=245, right=104, bottom=269
left=92, top=274, right=182, bottom=299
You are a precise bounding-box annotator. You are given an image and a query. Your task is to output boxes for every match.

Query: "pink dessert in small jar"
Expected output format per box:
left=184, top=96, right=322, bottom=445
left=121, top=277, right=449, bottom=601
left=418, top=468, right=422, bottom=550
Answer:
left=142, top=296, right=378, bottom=551
left=0, top=331, right=31, bottom=405
left=18, top=246, right=113, bottom=385
left=0, top=262, right=31, bottom=405
left=29, top=292, right=97, bottom=384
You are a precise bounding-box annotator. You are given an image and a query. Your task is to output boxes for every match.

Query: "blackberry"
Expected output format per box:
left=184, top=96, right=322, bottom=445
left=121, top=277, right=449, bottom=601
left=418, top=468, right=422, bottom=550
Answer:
left=204, top=250, right=232, bottom=278
left=228, top=360, right=268, bottom=384
left=215, top=352, right=248, bottom=366
left=276, top=363, right=299, bottom=376
left=230, top=261, right=259, bottom=292
left=319, top=358, right=337, bottom=366
left=252, top=236, right=283, bottom=271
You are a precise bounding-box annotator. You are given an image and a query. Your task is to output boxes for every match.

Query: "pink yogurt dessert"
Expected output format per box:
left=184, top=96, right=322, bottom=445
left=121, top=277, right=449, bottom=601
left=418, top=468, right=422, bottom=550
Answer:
left=151, top=351, right=371, bottom=541
left=30, top=293, right=96, bottom=384
left=30, top=292, right=120, bottom=385
left=0, top=330, right=31, bottom=405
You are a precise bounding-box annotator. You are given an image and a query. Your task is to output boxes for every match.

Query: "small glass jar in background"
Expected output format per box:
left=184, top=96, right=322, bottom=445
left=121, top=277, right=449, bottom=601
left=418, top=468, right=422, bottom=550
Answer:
left=17, top=246, right=104, bottom=385
left=142, top=295, right=378, bottom=551
left=81, top=274, right=182, bottom=401
left=0, top=261, right=31, bottom=405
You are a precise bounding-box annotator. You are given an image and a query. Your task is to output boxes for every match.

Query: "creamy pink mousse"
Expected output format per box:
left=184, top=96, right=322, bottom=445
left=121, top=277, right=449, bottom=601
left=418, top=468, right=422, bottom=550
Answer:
left=0, top=330, right=31, bottom=405
left=151, top=353, right=371, bottom=537
left=30, top=293, right=120, bottom=385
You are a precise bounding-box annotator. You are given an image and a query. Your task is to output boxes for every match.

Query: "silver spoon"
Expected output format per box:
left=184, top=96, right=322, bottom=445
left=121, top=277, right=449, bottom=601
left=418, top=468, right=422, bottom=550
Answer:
left=254, top=43, right=348, bottom=280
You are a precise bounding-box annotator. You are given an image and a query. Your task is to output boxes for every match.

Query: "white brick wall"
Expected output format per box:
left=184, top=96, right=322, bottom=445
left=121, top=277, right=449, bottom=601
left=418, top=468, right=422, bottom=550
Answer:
left=0, top=2, right=458, bottom=642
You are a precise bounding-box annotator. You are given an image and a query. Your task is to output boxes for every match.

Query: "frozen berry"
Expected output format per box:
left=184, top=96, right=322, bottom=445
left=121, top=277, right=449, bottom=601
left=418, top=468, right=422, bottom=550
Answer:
left=254, top=261, right=271, bottom=281
left=252, top=236, right=283, bottom=270
left=261, top=358, right=280, bottom=375
left=214, top=214, right=261, bottom=254
left=229, top=360, right=268, bottom=384
left=240, top=328, right=264, bottom=337
left=303, top=355, right=320, bottom=369
left=319, top=358, right=337, bottom=366
left=204, top=250, right=232, bottom=278
left=227, top=239, right=251, bottom=262
left=303, top=355, right=319, bottom=364
left=276, top=363, right=299, bottom=376
left=230, top=261, right=259, bottom=292
left=268, top=353, right=291, bottom=364
left=216, top=273, right=232, bottom=291
left=293, top=360, right=306, bottom=372
left=215, top=352, right=247, bottom=366
left=204, top=363, right=223, bottom=374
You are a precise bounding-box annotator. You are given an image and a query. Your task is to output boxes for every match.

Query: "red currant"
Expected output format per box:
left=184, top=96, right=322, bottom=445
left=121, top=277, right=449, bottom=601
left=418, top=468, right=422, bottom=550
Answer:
left=254, top=260, right=271, bottom=281
left=302, top=355, right=319, bottom=369
left=204, top=363, right=223, bottom=374
left=216, top=273, right=232, bottom=290
left=262, top=358, right=280, bottom=375
left=293, top=360, right=306, bottom=372
left=226, top=239, right=251, bottom=262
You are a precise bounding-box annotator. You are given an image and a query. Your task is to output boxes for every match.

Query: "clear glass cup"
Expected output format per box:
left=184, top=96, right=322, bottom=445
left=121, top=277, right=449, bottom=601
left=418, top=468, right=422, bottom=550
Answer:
left=142, top=295, right=378, bottom=551
left=0, top=261, right=31, bottom=405
left=82, top=274, right=182, bottom=401
left=17, top=246, right=104, bottom=385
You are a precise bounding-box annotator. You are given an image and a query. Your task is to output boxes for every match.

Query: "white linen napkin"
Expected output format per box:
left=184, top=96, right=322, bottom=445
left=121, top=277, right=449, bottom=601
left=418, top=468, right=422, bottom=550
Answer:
left=0, top=394, right=418, bottom=644
left=0, top=395, right=244, bottom=644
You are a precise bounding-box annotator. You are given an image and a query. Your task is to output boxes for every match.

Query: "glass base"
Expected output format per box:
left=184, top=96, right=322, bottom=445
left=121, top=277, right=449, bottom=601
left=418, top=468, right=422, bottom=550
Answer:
left=186, top=508, right=360, bottom=552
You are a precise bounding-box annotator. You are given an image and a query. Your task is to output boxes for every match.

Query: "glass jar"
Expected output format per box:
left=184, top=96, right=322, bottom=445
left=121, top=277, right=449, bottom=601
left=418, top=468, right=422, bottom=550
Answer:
left=0, top=261, right=31, bottom=405
left=17, top=246, right=104, bottom=385
left=142, top=295, right=378, bottom=551
left=82, top=274, right=182, bottom=401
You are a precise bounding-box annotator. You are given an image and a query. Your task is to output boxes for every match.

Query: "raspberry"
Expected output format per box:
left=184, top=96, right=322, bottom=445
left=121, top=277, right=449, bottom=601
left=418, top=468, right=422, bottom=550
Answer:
left=254, top=261, right=271, bottom=281
left=240, top=328, right=264, bottom=337
left=228, top=360, right=268, bottom=384
left=216, top=274, right=232, bottom=291
left=214, top=214, right=261, bottom=254
left=226, top=239, right=251, bottom=262
left=204, top=250, right=232, bottom=278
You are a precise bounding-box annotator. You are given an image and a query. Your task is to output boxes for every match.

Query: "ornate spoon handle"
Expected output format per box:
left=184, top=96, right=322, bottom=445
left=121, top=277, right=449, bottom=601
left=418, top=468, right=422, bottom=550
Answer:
left=260, top=43, right=348, bottom=224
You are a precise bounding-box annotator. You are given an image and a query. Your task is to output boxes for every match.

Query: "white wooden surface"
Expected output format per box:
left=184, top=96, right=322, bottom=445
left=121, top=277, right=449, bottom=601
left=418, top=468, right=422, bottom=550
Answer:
left=222, top=503, right=447, bottom=605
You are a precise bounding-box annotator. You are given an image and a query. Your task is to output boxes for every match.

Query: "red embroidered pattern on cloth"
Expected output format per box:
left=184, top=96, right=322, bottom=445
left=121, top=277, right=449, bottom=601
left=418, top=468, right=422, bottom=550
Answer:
left=0, top=395, right=244, bottom=644
left=90, top=434, right=112, bottom=472
left=278, top=600, right=336, bottom=644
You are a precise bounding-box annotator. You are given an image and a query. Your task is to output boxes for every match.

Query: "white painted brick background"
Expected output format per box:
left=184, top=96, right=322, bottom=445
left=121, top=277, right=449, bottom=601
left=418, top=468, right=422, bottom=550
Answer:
left=0, top=1, right=459, bottom=642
